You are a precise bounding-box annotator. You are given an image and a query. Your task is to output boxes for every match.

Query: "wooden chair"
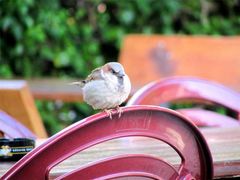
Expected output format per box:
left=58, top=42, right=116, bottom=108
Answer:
left=0, top=80, right=47, bottom=138
left=127, top=77, right=240, bottom=127
left=2, top=106, right=213, bottom=179
left=0, top=110, right=36, bottom=139
left=119, top=35, right=240, bottom=92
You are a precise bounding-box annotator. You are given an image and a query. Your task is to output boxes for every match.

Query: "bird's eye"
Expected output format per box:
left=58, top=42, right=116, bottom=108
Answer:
left=111, top=69, right=116, bottom=74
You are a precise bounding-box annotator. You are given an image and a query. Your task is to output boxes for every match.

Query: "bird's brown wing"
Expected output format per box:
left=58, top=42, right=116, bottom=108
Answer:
left=70, top=66, right=104, bottom=88
left=84, top=67, right=104, bottom=83
left=72, top=67, right=104, bottom=88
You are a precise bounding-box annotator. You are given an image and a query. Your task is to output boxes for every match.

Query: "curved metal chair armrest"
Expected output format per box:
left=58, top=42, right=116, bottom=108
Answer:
left=0, top=110, right=36, bottom=139
left=177, top=109, right=240, bottom=128
left=127, top=77, right=240, bottom=120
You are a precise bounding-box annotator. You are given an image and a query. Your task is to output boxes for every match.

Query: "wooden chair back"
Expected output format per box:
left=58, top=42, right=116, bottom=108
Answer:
left=0, top=80, right=47, bottom=138
left=119, top=35, right=240, bottom=92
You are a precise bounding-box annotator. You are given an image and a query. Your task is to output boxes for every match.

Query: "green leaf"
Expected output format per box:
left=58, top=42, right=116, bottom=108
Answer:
left=119, top=10, right=135, bottom=25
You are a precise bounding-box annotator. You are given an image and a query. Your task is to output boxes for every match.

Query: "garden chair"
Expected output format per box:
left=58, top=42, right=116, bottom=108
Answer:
left=2, top=106, right=213, bottom=179
left=127, top=77, right=240, bottom=127
left=0, top=80, right=47, bottom=138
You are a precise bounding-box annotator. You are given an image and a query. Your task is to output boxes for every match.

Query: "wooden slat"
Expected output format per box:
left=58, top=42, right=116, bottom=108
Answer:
left=202, top=127, right=240, bottom=178
left=0, top=127, right=240, bottom=178
left=0, top=80, right=47, bottom=138
left=119, top=35, right=240, bottom=92
left=27, top=78, right=83, bottom=102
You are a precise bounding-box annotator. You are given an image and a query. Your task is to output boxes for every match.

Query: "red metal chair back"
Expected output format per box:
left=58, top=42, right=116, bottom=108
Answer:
left=127, top=77, right=240, bottom=127
left=2, top=106, right=213, bottom=179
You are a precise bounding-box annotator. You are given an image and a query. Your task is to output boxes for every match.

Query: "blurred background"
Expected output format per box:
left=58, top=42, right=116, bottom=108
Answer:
left=1, top=0, right=240, bottom=135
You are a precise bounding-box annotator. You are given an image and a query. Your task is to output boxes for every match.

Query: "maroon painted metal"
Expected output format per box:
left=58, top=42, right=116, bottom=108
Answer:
left=0, top=110, right=36, bottom=139
left=57, top=154, right=179, bottom=180
left=2, top=106, right=213, bottom=179
left=127, top=76, right=240, bottom=127
left=178, top=109, right=240, bottom=127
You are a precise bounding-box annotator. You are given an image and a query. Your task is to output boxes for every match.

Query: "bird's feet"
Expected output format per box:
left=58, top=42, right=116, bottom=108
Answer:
left=104, top=109, right=113, bottom=119
left=116, top=106, right=123, bottom=118
left=104, top=106, right=123, bottom=119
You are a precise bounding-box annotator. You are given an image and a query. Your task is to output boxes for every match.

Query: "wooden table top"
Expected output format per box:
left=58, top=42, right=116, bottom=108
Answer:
left=27, top=78, right=84, bottom=102
left=27, top=78, right=139, bottom=102
left=1, top=127, right=240, bottom=179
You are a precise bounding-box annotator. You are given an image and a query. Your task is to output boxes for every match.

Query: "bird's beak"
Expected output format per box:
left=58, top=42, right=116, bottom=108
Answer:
left=117, top=72, right=125, bottom=78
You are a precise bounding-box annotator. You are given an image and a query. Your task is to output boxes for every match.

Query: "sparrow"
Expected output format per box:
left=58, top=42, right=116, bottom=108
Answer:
left=70, top=62, right=131, bottom=118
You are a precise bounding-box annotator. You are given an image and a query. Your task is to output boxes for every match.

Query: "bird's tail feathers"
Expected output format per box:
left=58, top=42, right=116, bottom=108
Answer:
left=68, top=81, right=85, bottom=88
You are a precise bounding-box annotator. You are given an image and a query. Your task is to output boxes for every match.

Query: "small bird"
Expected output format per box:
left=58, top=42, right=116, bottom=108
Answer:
left=70, top=62, right=131, bottom=118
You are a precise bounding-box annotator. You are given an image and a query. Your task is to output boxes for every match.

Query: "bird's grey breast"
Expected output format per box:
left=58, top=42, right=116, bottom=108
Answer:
left=117, top=76, right=124, bottom=90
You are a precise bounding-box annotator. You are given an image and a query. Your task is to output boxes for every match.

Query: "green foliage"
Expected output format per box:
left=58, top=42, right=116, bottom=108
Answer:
left=170, top=101, right=227, bottom=113
left=35, top=100, right=95, bottom=135
left=1, top=0, right=239, bottom=135
left=0, top=0, right=104, bottom=78
left=170, top=101, right=232, bottom=117
left=1, top=0, right=239, bottom=78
